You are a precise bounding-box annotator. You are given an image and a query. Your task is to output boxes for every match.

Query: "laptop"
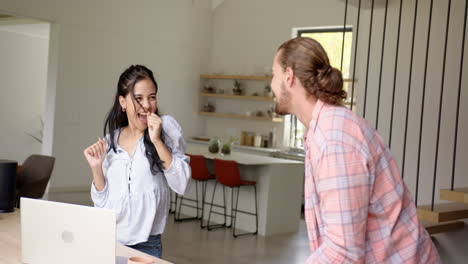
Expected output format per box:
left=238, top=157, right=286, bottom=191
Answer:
left=21, top=198, right=116, bottom=264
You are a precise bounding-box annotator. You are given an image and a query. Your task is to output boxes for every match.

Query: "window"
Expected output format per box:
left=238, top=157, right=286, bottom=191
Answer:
left=287, top=26, right=354, bottom=149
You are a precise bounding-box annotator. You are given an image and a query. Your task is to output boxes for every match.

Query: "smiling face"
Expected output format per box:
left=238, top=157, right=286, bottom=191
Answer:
left=119, top=78, right=157, bottom=132
left=271, top=51, right=292, bottom=115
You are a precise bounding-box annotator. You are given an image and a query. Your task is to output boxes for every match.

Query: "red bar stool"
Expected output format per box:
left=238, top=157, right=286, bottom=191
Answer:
left=175, top=154, right=215, bottom=228
left=207, top=159, right=258, bottom=237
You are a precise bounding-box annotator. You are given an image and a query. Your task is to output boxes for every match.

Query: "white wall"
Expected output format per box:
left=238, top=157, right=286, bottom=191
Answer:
left=204, top=0, right=357, bottom=147
left=207, top=0, right=468, bottom=205
left=352, top=0, right=468, bottom=205
left=0, top=0, right=212, bottom=190
left=0, top=23, right=49, bottom=163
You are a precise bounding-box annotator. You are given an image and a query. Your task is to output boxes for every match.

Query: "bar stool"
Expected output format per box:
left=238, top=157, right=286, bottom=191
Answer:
left=207, top=159, right=258, bottom=237
left=168, top=190, right=176, bottom=214
left=175, top=154, right=215, bottom=228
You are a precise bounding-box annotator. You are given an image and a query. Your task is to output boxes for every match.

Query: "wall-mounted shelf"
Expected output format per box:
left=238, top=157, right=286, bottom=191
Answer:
left=200, top=74, right=272, bottom=81
left=200, top=93, right=274, bottom=101
left=201, top=93, right=354, bottom=105
left=201, top=74, right=357, bottom=82
left=199, top=112, right=283, bottom=122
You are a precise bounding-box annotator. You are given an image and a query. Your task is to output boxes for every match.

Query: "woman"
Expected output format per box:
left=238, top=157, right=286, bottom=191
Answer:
left=83, top=65, right=190, bottom=258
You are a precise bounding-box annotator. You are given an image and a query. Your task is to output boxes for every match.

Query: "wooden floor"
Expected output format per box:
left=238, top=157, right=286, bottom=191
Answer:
left=161, top=216, right=468, bottom=264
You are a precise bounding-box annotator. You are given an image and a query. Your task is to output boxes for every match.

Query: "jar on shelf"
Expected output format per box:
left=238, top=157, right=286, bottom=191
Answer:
left=254, top=134, right=262, bottom=148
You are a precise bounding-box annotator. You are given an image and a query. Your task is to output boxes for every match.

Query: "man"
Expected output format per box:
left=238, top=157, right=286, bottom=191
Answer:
left=271, top=37, right=440, bottom=263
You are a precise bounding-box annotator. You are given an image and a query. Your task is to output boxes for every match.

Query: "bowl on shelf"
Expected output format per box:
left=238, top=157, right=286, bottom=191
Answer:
left=202, top=86, right=216, bottom=93
left=255, top=111, right=265, bottom=117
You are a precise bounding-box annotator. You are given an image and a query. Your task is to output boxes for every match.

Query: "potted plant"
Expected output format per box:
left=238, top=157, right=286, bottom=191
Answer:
left=221, top=137, right=237, bottom=155
left=208, top=138, right=221, bottom=153
left=264, top=85, right=273, bottom=97
left=232, top=80, right=243, bottom=95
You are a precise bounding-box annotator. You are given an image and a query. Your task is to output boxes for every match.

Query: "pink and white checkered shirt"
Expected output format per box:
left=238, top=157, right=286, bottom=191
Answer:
left=303, top=100, right=440, bottom=264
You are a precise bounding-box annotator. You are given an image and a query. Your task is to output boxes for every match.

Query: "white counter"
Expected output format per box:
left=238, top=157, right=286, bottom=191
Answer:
left=180, top=143, right=304, bottom=236
left=186, top=138, right=280, bottom=157
left=186, top=144, right=302, bottom=165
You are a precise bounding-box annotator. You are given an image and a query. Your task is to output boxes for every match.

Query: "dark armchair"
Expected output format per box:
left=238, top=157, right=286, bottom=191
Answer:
left=16, top=154, right=55, bottom=208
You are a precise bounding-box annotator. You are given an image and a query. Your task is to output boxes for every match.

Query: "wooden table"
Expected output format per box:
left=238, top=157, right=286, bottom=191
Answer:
left=0, top=210, right=172, bottom=264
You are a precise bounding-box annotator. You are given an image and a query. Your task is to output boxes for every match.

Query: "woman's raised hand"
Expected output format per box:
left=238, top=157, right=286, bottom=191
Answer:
left=83, top=138, right=107, bottom=169
left=148, top=113, right=162, bottom=144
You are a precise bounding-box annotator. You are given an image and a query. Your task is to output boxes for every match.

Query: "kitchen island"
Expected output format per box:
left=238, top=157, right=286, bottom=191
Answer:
left=180, top=143, right=304, bottom=236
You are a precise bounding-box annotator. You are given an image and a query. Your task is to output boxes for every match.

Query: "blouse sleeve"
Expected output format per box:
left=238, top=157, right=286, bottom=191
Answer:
left=160, top=115, right=191, bottom=195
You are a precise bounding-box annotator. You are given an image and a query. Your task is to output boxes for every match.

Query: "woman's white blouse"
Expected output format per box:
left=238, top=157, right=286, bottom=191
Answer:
left=90, top=115, right=191, bottom=245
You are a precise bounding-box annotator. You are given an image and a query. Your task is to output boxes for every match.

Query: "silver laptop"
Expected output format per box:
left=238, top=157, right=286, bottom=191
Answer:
left=21, top=198, right=116, bottom=264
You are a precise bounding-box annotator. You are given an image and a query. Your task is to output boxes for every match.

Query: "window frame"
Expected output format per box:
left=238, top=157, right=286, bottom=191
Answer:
left=283, top=26, right=354, bottom=150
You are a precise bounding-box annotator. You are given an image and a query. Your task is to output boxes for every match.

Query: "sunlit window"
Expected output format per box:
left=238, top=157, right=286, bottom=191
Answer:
left=288, top=27, right=354, bottom=149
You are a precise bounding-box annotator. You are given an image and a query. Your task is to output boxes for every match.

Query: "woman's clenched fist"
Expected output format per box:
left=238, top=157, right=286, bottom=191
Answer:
left=83, top=138, right=107, bottom=169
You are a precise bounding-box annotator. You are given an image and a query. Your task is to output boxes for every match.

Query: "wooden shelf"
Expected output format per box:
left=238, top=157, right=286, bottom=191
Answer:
left=200, top=74, right=272, bottom=80
left=422, top=220, right=465, bottom=235
left=200, top=93, right=274, bottom=101
left=201, top=93, right=355, bottom=105
left=417, top=203, right=468, bottom=223
left=201, top=74, right=357, bottom=82
left=441, top=188, right=468, bottom=204
left=199, top=112, right=283, bottom=122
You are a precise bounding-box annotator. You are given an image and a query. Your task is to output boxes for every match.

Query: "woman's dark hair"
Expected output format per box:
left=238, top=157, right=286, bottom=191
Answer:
left=104, top=65, right=165, bottom=174
left=278, top=37, right=346, bottom=105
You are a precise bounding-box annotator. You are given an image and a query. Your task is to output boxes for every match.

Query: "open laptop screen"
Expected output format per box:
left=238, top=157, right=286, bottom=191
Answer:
left=21, top=198, right=116, bottom=264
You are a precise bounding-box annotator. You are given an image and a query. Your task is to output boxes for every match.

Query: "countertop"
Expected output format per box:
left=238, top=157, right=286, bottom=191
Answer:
left=187, top=138, right=305, bottom=161
left=186, top=143, right=303, bottom=165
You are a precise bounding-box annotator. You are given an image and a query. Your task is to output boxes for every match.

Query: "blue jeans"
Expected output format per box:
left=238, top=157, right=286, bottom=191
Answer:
left=128, top=234, right=162, bottom=258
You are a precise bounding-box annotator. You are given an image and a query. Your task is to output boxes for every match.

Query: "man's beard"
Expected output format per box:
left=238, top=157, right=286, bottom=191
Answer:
left=274, top=82, right=291, bottom=115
